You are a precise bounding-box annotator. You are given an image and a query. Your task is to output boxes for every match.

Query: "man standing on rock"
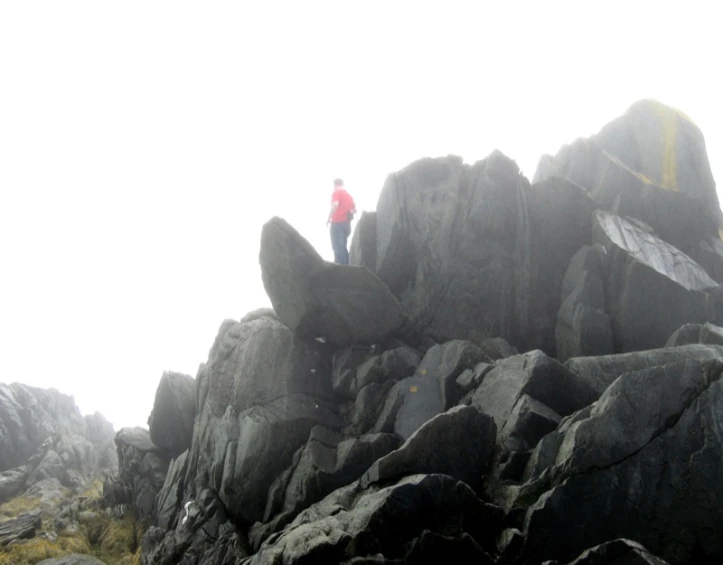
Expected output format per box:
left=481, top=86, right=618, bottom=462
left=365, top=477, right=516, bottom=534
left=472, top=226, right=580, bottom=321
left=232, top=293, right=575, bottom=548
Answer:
left=327, top=178, right=356, bottom=264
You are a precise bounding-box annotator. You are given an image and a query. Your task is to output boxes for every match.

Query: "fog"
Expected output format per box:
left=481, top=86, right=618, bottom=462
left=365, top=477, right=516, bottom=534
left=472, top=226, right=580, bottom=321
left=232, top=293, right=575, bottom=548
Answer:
left=1, top=1, right=721, bottom=429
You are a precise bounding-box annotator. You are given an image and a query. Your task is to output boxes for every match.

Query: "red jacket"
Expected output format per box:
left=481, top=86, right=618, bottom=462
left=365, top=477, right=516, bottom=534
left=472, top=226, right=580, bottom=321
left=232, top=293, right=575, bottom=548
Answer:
left=331, top=188, right=356, bottom=223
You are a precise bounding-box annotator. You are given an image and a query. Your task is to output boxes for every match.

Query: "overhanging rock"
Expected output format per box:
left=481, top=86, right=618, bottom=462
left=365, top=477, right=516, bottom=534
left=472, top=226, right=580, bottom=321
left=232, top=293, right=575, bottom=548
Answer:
left=260, top=217, right=404, bottom=347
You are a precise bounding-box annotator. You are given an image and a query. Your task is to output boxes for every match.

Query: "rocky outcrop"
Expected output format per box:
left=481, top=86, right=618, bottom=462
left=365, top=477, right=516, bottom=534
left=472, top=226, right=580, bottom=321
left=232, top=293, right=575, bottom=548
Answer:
left=126, top=99, right=723, bottom=565
left=259, top=217, right=404, bottom=346
left=147, top=371, right=196, bottom=458
left=0, top=384, right=116, bottom=504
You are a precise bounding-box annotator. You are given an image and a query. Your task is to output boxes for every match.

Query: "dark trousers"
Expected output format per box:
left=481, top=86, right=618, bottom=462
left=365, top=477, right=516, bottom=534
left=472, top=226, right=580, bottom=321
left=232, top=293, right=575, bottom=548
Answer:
left=330, top=221, right=351, bottom=264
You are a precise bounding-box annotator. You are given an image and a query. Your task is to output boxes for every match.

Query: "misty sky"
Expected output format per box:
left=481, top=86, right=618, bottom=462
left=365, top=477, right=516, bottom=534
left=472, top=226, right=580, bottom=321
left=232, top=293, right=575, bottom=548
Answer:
left=1, top=1, right=721, bottom=430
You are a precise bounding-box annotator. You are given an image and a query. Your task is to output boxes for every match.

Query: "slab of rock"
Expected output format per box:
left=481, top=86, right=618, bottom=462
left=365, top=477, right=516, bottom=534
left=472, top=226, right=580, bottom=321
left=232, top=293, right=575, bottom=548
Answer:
left=259, top=216, right=404, bottom=346
left=361, top=406, right=496, bottom=491
left=555, top=244, right=614, bottom=361
left=517, top=358, right=723, bottom=564
left=247, top=474, right=503, bottom=565
left=0, top=510, right=41, bottom=546
left=471, top=351, right=597, bottom=440
left=154, top=450, right=188, bottom=529
left=148, top=371, right=196, bottom=458
left=593, top=210, right=717, bottom=352
left=565, top=343, right=723, bottom=396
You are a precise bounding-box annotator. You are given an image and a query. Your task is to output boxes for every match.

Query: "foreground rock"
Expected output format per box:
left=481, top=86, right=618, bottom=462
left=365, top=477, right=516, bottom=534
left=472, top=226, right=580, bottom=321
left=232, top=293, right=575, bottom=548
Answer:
left=248, top=474, right=503, bottom=564
left=515, top=358, right=723, bottom=564
left=260, top=217, right=404, bottom=346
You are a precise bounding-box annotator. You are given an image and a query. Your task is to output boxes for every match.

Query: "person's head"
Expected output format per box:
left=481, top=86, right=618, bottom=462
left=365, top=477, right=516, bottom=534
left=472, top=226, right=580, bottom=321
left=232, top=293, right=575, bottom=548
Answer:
left=334, top=178, right=344, bottom=188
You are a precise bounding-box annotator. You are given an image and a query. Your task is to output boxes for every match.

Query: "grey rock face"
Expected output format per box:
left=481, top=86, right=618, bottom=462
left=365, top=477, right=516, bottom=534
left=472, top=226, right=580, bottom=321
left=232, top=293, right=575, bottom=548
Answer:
left=148, top=372, right=196, bottom=458
left=361, top=406, right=496, bottom=492
left=248, top=474, right=503, bottom=565
left=518, top=359, right=723, bottom=564
left=555, top=244, right=614, bottom=361
left=259, top=216, right=404, bottom=347
left=593, top=210, right=717, bottom=352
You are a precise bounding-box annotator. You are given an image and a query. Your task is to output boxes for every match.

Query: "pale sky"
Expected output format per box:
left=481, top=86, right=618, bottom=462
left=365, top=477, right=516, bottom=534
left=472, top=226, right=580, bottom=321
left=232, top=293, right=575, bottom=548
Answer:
left=1, top=1, right=721, bottom=430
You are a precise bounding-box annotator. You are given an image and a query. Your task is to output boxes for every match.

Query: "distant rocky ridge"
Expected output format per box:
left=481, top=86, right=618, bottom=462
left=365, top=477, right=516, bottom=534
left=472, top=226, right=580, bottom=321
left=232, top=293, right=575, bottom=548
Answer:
left=7, top=99, right=723, bottom=565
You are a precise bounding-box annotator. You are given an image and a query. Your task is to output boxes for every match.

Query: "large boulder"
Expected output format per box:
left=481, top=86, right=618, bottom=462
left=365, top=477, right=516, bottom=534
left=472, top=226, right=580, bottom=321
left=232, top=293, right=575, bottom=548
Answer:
left=37, top=556, right=108, bottom=565
left=259, top=217, right=404, bottom=347
left=148, top=371, right=196, bottom=458
left=593, top=210, right=717, bottom=352
left=535, top=99, right=721, bottom=250
left=0, top=510, right=41, bottom=546
left=516, top=358, right=723, bottom=565
left=372, top=153, right=593, bottom=355
left=247, top=474, right=504, bottom=565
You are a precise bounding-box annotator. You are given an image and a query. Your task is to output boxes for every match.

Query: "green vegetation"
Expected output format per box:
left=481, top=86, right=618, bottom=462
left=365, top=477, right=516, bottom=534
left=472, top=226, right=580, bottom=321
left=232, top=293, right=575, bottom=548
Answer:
left=0, top=483, right=146, bottom=565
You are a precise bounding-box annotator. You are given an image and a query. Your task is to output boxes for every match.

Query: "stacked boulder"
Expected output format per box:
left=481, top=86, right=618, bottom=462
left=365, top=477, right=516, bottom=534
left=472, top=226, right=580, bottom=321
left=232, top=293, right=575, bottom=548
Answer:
left=132, top=99, right=723, bottom=565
